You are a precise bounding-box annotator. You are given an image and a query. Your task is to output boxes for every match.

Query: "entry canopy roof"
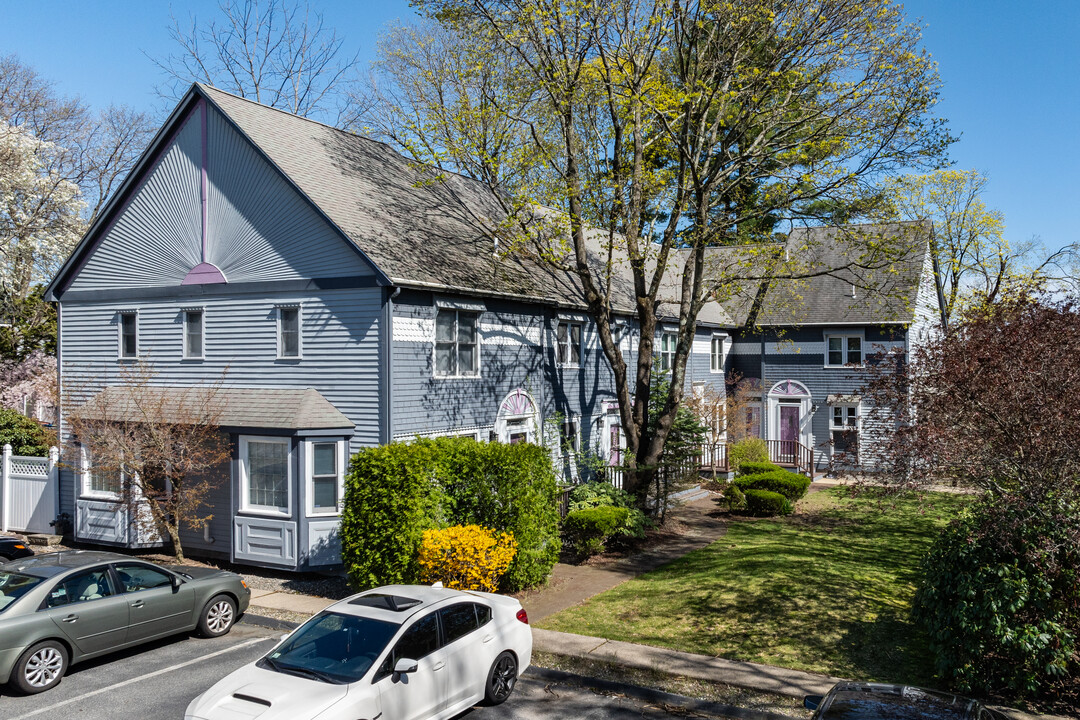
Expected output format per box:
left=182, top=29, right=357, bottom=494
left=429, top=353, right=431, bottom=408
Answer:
left=75, top=386, right=354, bottom=432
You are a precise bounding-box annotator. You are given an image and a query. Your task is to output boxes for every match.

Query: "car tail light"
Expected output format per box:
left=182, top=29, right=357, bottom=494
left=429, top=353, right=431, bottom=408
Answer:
left=516, top=608, right=529, bottom=624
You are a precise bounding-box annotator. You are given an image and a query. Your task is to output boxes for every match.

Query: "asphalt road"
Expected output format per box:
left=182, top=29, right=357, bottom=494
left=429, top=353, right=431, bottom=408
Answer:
left=0, top=622, right=724, bottom=720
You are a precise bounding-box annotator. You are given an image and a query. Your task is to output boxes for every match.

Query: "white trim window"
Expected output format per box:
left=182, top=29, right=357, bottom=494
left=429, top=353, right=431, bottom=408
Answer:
left=118, top=311, right=138, bottom=359
left=560, top=417, right=580, bottom=454
left=306, top=439, right=344, bottom=516
left=435, top=309, right=479, bottom=377
left=80, top=446, right=121, bottom=499
left=183, top=309, right=204, bottom=359
left=277, top=306, right=302, bottom=359
left=556, top=321, right=582, bottom=367
left=825, top=334, right=863, bottom=367
left=710, top=334, right=726, bottom=373
left=658, top=332, right=677, bottom=372
left=240, top=436, right=292, bottom=517
left=830, top=404, right=860, bottom=462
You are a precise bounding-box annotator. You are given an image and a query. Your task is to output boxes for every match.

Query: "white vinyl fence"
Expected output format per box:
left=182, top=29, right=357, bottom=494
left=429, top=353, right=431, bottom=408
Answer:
left=1, top=444, right=59, bottom=535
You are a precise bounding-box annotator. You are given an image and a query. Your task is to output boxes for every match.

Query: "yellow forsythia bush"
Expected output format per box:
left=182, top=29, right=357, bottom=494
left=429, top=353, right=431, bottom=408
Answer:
left=418, top=524, right=517, bottom=592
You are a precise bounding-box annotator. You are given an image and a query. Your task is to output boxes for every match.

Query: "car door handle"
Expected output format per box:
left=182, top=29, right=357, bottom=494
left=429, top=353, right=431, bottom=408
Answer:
left=61, top=614, right=79, bottom=623
left=130, top=600, right=145, bottom=609
left=432, top=662, right=445, bottom=672
left=482, top=634, right=494, bottom=643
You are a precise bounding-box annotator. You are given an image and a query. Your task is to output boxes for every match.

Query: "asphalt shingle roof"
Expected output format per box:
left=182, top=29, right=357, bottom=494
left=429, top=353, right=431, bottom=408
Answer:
left=200, top=86, right=930, bottom=328
left=76, top=386, right=354, bottom=431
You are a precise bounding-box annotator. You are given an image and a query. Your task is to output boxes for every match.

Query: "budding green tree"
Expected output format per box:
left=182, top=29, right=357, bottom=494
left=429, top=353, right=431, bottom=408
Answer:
left=363, top=0, right=953, bottom=497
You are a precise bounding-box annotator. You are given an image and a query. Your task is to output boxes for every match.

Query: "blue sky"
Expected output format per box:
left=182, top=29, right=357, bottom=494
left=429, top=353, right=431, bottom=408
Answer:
left=1, top=1, right=1076, bottom=254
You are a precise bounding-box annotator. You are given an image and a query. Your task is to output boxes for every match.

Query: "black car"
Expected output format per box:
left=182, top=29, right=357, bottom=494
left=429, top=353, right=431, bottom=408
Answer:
left=0, top=537, right=32, bottom=562
left=805, top=683, right=1006, bottom=720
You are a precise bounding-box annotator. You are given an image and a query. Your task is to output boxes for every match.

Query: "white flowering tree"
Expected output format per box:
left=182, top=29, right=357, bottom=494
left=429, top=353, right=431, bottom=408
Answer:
left=0, top=350, right=57, bottom=423
left=1, top=122, right=85, bottom=300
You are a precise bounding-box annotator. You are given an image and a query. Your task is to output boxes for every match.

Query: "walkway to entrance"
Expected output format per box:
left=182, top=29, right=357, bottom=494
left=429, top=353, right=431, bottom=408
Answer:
left=517, top=493, right=727, bottom=622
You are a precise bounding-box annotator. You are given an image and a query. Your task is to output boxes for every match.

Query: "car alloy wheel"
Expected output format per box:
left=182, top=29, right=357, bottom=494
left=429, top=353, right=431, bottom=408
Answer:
left=14, top=640, right=68, bottom=694
left=207, top=599, right=234, bottom=633
left=198, top=595, right=238, bottom=637
left=484, top=651, right=518, bottom=705
left=25, top=647, right=64, bottom=688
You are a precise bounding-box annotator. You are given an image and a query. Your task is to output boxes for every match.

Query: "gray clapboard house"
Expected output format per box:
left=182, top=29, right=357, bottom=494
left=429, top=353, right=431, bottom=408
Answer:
left=44, top=84, right=941, bottom=570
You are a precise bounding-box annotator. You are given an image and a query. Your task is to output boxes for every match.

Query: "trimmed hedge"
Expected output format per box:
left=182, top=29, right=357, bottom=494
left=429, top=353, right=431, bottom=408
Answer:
left=340, top=437, right=561, bottom=592
left=564, top=506, right=629, bottom=558
left=737, top=461, right=782, bottom=477
left=567, top=482, right=650, bottom=538
left=734, top=470, right=810, bottom=502
left=744, top=488, right=793, bottom=516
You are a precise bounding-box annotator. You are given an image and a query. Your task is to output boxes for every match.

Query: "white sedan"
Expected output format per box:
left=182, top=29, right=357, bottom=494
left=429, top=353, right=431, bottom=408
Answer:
left=184, top=584, right=532, bottom=720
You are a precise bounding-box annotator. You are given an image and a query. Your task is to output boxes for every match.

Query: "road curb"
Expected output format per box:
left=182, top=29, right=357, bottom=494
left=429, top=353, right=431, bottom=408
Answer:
left=239, top=612, right=300, bottom=632
left=525, top=666, right=799, bottom=720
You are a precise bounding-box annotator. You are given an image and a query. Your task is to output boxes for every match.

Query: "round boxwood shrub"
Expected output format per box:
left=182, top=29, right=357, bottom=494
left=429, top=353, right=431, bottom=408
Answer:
left=564, top=505, right=630, bottom=558
left=734, top=470, right=810, bottom=502
left=723, top=483, right=746, bottom=511
left=744, top=488, right=793, bottom=516
left=568, top=481, right=650, bottom=538
left=0, top=409, right=50, bottom=457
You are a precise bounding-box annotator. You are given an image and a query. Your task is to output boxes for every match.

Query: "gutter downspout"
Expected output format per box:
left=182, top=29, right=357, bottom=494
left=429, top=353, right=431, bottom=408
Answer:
left=383, top=286, right=401, bottom=445
left=760, top=330, right=767, bottom=441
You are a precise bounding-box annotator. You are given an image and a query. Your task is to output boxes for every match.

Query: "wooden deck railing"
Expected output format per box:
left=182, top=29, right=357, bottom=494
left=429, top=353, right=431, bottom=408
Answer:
left=766, top=439, right=815, bottom=479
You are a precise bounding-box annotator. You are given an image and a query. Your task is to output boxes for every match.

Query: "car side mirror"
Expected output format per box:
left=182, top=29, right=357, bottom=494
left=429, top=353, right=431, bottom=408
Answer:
left=393, top=658, right=419, bottom=675
left=804, top=695, right=824, bottom=711
left=170, top=574, right=183, bottom=591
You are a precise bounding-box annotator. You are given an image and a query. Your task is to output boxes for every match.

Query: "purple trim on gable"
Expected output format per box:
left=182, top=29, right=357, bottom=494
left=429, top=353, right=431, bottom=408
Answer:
left=182, top=262, right=227, bottom=285
left=200, top=99, right=209, bottom=263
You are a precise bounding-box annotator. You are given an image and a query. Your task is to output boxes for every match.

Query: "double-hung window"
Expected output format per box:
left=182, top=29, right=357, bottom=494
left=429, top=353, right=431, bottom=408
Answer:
left=308, top=441, right=341, bottom=515
left=81, top=446, right=121, bottom=498
left=118, top=311, right=138, bottom=359
left=560, top=417, right=580, bottom=454
left=183, top=309, right=204, bottom=359
left=830, top=404, right=860, bottom=462
left=658, top=332, right=677, bottom=372
left=557, top=322, right=582, bottom=367
left=435, top=309, right=478, bottom=377
left=832, top=405, right=858, bottom=430
left=825, top=334, right=862, bottom=367
left=710, top=334, right=725, bottom=373
left=277, top=306, right=301, bottom=359
left=240, top=436, right=291, bottom=516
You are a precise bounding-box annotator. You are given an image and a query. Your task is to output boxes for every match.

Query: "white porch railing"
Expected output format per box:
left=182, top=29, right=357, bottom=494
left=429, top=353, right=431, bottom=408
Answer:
left=1, top=444, right=59, bottom=534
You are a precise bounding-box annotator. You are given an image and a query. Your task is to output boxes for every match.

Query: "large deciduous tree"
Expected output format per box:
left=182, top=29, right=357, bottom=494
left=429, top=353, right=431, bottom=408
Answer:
left=153, top=0, right=364, bottom=124
left=364, top=0, right=952, bottom=497
left=878, top=169, right=1080, bottom=321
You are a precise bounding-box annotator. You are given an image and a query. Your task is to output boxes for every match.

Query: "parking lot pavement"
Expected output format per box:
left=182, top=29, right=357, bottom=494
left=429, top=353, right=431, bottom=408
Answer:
left=0, top=622, right=734, bottom=720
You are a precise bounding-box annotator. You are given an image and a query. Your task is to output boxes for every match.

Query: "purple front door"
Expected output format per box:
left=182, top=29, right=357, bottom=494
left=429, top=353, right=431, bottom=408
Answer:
left=780, top=405, right=800, bottom=460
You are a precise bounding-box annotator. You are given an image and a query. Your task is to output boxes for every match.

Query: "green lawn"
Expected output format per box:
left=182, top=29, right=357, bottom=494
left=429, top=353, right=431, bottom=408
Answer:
left=538, top=487, right=969, bottom=687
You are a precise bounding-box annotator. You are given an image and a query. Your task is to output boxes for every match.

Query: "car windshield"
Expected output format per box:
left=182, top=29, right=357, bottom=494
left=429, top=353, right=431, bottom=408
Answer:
left=0, top=571, right=44, bottom=613
left=258, top=611, right=399, bottom=684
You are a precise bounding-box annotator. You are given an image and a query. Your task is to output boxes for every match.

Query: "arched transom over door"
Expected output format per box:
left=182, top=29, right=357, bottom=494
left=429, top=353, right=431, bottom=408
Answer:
left=495, top=389, right=539, bottom=444
left=766, top=380, right=814, bottom=458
